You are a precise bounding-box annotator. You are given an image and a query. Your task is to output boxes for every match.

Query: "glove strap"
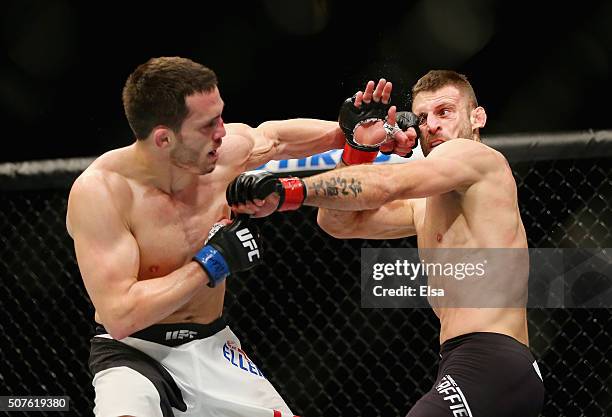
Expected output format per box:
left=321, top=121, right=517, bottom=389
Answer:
left=193, top=245, right=230, bottom=288
left=341, top=143, right=378, bottom=165
left=278, top=177, right=306, bottom=211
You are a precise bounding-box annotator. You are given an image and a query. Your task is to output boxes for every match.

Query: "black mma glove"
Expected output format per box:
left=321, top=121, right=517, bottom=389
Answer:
left=338, top=95, right=390, bottom=164
left=226, top=172, right=306, bottom=212
left=379, top=111, right=421, bottom=158
left=193, top=214, right=262, bottom=287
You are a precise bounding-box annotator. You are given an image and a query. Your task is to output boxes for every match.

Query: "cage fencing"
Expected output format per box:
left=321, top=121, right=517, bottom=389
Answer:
left=1, top=130, right=611, bottom=416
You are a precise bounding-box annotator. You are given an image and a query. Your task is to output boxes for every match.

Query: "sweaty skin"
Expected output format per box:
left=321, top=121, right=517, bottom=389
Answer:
left=309, top=138, right=529, bottom=345
left=229, top=82, right=529, bottom=346
left=313, top=84, right=529, bottom=346
left=67, top=87, right=344, bottom=339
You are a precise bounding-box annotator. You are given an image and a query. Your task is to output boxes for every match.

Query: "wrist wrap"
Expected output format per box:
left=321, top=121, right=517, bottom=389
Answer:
left=278, top=177, right=306, bottom=211
left=193, top=245, right=230, bottom=288
left=341, top=143, right=378, bottom=165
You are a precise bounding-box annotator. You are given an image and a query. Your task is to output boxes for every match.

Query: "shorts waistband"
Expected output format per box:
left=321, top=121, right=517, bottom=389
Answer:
left=95, top=316, right=227, bottom=347
left=440, top=331, right=530, bottom=357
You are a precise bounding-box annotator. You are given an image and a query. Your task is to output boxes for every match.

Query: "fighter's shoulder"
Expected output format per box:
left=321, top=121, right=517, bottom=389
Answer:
left=217, top=123, right=258, bottom=168
left=433, top=139, right=507, bottom=171
left=223, top=123, right=256, bottom=145
left=224, top=122, right=252, bottom=136
left=432, top=138, right=492, bottom=154
left=70, top=150, right=133, bottom=206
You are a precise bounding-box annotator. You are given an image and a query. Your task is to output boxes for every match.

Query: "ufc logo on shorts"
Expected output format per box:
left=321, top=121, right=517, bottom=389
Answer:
left=166, top=330, right=198, bottom=341
left=236, top=228, right=260, bottom=262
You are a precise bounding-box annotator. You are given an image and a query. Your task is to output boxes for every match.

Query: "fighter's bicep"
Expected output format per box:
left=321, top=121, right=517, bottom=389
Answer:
left=351, top=199, right=417, bottom=239
left=68, top=178, right=140, bottom=307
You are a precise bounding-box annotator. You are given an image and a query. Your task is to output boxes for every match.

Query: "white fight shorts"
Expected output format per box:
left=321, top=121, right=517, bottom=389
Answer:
left=89, top=317, right=298, bottom=417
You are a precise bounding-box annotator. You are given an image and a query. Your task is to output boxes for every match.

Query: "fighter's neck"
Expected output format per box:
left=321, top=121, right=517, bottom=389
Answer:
left=130, top=142, right=199, bottom=195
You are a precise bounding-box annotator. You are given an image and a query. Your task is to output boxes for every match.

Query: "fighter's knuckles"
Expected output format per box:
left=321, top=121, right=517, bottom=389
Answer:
left=380, top=142, right=395, bottom=152
left=395, top=147, right=412, bottom=156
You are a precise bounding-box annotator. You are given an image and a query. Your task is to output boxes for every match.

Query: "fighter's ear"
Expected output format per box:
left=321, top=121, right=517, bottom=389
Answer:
left=152, top=126, right=174, bottom=148
left=471, top=107, right=487, bottom=129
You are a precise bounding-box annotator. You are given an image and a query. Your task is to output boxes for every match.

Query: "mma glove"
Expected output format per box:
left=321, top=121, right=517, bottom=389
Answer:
left=381, top=111, right=421, bottom=158
left=193, top=215, right=263, bottom=287
left=226, top=171, right=305, bottom=212
left=338, top=95, right=421, bottom=164
left=338, top=95, right=389, bottom=164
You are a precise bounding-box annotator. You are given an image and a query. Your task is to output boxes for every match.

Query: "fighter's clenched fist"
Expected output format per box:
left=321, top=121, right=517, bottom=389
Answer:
left=226, top=172, right=306, bottom=217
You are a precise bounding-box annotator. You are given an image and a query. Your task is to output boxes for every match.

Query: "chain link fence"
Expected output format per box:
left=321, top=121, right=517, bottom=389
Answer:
left=1, top=141, right=611, bottom=416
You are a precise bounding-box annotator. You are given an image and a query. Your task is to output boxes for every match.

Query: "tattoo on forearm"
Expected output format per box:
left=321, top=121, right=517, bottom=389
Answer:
left=311, top=176, right=363, bottom=198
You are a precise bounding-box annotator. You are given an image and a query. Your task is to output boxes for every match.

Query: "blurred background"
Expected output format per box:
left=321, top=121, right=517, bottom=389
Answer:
left=1, top=0, right=611, bottom=163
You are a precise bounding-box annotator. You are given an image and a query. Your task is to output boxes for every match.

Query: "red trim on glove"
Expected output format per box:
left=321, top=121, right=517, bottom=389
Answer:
left=341, top=143, right=378, bottom=165
left=278, top=177, right=305, bottom=211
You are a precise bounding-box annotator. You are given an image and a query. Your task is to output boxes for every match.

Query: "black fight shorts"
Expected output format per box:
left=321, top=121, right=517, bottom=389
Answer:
left=407, top=332, right=545, bottom=417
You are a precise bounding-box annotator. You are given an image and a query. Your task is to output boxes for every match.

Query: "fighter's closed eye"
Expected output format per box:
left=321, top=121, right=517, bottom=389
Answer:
left=202, top=117, right=221, bottom=130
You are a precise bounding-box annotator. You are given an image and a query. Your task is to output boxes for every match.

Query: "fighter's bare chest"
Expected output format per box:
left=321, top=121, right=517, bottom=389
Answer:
left=415, top=194, right=470, bottom=247
left=129, top=188, right=230, bottom=278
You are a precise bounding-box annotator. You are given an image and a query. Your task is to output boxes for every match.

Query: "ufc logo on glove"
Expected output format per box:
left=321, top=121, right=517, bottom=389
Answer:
left=236, top=228, right=260, bottom=262
left=193, top=215, right=263, bottom=288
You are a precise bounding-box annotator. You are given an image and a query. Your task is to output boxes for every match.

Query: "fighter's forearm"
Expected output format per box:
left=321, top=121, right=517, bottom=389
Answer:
left=316, top=161, right=365, bottom=230
left=258, top=119, right=345, bottom=159
left=303, top=164, right=395, bottom=210
left=104, top=264, right=207, bottom=339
